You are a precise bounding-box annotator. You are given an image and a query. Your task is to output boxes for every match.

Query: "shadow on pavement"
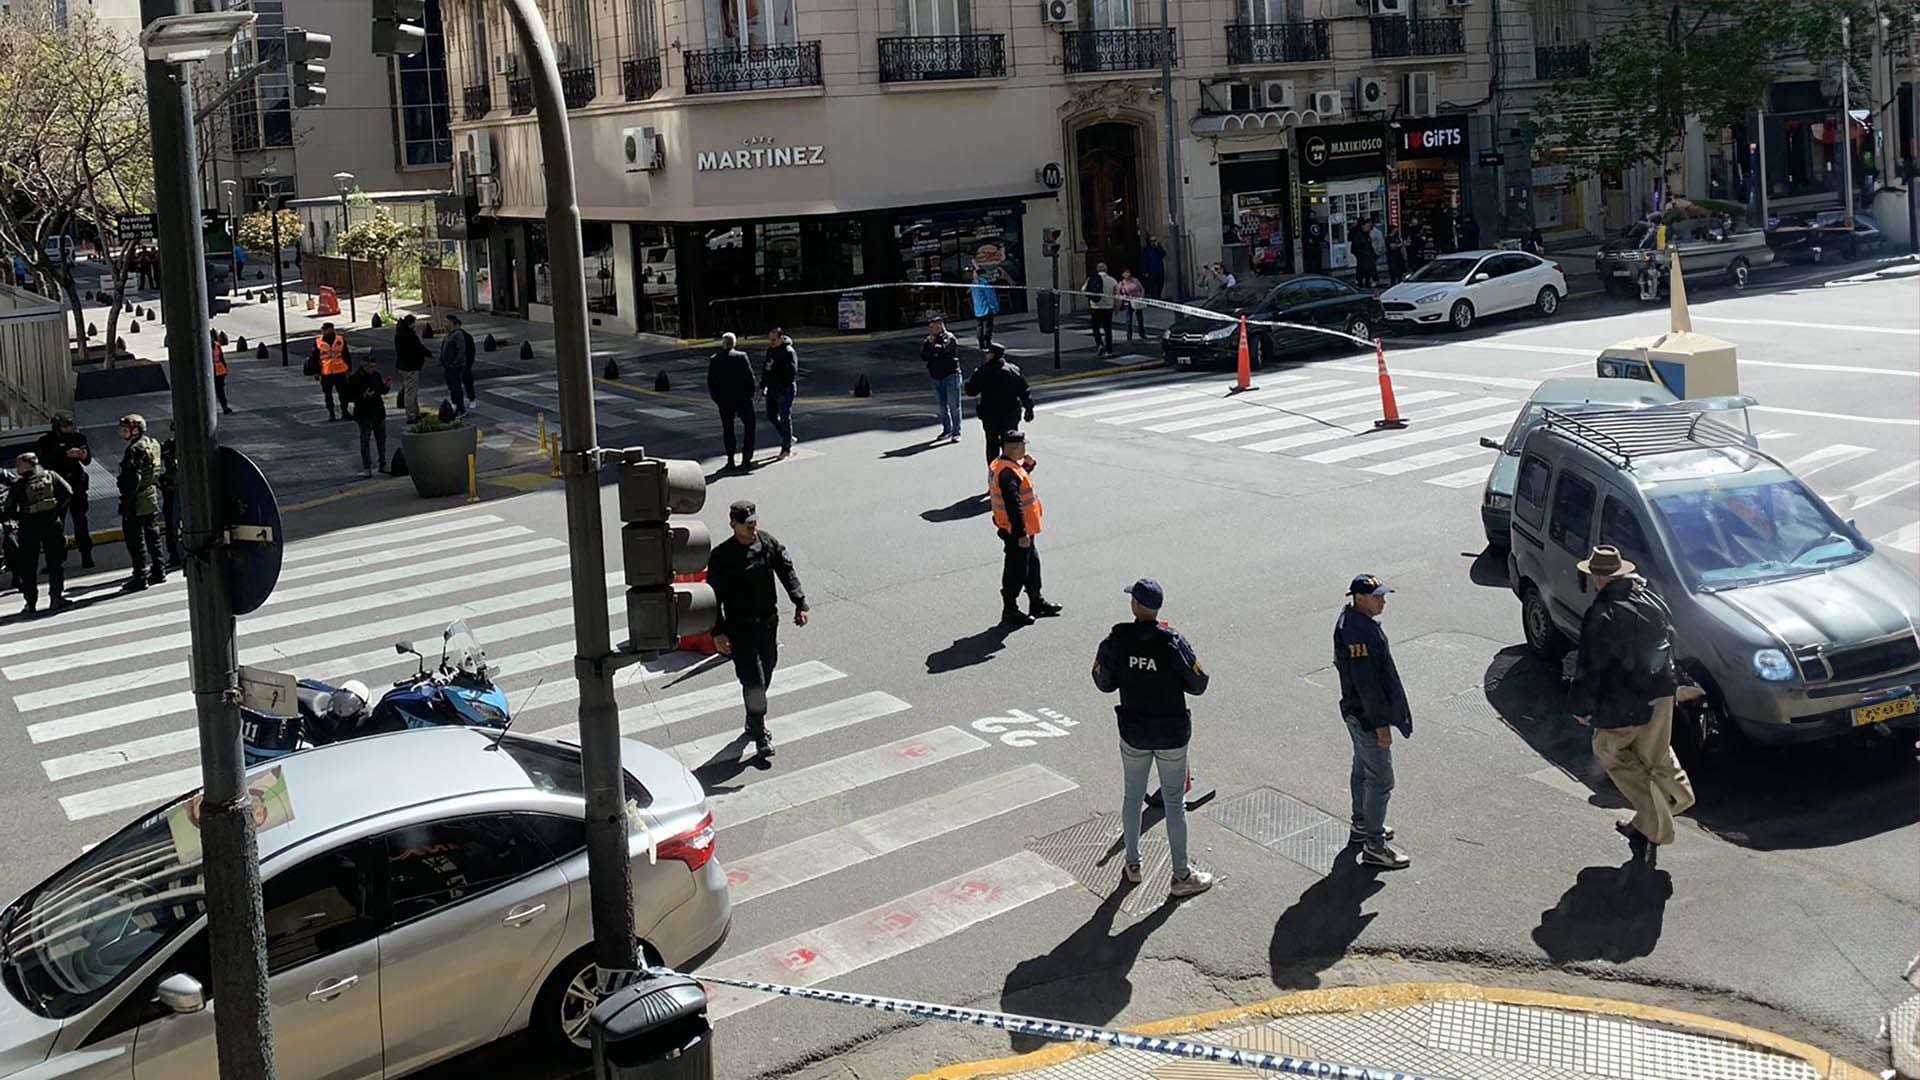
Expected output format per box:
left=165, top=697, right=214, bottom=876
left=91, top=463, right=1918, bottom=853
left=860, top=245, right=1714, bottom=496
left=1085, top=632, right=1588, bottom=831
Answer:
left=999, top=884, right=1178, bottom=1053
left=415, top=1032, right=587, bottom=1080
left=925, top=622, right=1018, bottom=674
left=921, top=493, right=991, bottom=524
left=1268, top=855, right=1385, bottom=989
left=1531, top=859, right=1672, bottom=963
left=1467, top=546, right=1509, bottom=589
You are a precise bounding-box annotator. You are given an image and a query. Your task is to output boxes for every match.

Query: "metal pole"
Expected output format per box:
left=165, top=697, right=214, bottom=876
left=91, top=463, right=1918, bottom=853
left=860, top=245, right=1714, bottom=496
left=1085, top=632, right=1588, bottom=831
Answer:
left=1842, top=15, right=1856, bottom=229
left=227, top=192, right=238, bottom=296
left=1049, top=248, right=1060, bottom=370
left=270, top=192, right=289, bottom=364
left=139, top=2, right=274, bottom=1077
left=1159, top=0, right=1183, bottom=301
left=341, top=191, right=357, bottom=323
left=499, top=0, right=636, bottom=982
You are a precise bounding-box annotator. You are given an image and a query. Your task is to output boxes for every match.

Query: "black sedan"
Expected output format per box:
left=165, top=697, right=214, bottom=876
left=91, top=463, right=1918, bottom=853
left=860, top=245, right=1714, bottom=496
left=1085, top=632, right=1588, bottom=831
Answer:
left=1161, top=275, right=1382, bottom=370
left=1766, top=210, right=1886, bottom=263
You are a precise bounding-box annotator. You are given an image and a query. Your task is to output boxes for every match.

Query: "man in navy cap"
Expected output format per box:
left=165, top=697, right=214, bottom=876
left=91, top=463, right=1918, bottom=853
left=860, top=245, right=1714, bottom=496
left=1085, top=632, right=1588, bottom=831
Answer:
left=1334, top=573, right=1412, bottom=869
left=706, top=498, right=808, bottom=759
left=1092, top=577, right=1214, bottom=898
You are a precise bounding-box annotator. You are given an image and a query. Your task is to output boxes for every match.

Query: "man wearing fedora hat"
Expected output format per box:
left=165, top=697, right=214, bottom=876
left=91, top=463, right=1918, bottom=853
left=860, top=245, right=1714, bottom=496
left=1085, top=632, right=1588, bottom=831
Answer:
left=1567, top=544, right=1695, bottom=857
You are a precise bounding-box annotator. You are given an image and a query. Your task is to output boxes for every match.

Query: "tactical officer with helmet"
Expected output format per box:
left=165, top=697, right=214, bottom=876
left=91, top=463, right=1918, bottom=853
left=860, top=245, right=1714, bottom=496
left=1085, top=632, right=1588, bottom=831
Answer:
left=33, top=413, right=93, bottom=568
left=5, top=453, right=73, bottom=614
left=116, top=413, right=166, bottom=591
left=1093, top=578, right=1214, bottom=898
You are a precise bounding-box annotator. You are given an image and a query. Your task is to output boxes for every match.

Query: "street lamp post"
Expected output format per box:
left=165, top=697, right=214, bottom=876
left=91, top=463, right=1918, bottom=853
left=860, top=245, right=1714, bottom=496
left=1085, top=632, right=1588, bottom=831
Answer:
left=1841, top=15, right=1856, bottom=231
left=333, top=170, right=356, bottom=323
left=260, top=169, right=291, bottom=364
left=219, top=177, right=237, bottom=295
left=1158, top=0, right=1183, bottom=301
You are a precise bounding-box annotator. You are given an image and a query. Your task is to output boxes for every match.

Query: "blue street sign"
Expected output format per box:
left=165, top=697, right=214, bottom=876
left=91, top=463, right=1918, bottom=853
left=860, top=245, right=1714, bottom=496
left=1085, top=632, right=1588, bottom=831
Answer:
left=219, top=446, right=282, bottom=616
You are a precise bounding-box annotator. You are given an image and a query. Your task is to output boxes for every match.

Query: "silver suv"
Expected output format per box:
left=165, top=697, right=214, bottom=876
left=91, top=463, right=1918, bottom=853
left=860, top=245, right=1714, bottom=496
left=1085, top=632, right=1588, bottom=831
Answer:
left=1506, top=405, right=1920, bottom=761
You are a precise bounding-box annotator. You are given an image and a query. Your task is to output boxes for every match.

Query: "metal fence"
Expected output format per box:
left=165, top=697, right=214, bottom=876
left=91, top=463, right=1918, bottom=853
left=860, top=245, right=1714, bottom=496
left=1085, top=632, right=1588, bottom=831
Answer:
left=0, top=284, right=73, bottom=432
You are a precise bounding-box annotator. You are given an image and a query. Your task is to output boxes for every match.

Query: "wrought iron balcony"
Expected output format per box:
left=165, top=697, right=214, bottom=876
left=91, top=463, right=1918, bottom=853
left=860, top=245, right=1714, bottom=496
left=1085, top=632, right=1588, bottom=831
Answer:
left=507, top=76, right=534, bottom=115
left=1368, top=16, right=1464, bottom=58
left=877, top=33, right=1006, bottom=82
left=562, top=66, right=596, bottom=108
left=1534, top=43, right=1590, bottom=80
left=462, top=83, right=491, bottom=121
left=684, top=41, right=824, bottom=95
left=1062, top=27, right=1175, bottom=74
left=1224, top=20, right=1329, bottom=65
left=622, top=54, right=663, bottom=100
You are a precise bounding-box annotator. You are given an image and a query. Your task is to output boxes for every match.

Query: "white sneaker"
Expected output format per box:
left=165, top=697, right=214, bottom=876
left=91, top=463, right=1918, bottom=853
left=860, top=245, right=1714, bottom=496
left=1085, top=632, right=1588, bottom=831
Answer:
left=1122, top=863, right=1142, bottom=884
left=1168, top=870, right=1214, bottom=897
left=1359, top=842, right=1411, bottom=870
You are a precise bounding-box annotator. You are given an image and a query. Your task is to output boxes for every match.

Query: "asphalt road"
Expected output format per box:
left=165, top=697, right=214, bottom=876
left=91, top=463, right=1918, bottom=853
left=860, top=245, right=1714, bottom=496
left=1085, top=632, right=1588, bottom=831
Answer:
left=0, top=263, right=1912, bottom=1079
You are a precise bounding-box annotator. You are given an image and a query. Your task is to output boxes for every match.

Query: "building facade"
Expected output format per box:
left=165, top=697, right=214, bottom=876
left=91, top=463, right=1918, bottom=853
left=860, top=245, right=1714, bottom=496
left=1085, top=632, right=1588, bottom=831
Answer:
left=444, top=0, right=1501, bottom=339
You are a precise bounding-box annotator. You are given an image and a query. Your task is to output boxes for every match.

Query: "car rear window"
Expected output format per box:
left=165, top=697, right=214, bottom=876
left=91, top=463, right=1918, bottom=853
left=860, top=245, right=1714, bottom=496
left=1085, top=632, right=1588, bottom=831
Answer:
left=494, top=735, right=653, bottom=807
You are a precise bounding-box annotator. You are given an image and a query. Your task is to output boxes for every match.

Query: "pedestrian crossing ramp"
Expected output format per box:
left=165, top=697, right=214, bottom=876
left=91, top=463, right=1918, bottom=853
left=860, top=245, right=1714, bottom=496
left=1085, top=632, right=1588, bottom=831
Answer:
left=4, top=503, right=1093, bottom=1026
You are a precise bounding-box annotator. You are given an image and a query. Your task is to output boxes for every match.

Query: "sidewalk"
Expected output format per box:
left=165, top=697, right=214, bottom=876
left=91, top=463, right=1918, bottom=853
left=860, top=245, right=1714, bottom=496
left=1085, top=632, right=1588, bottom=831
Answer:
left=914, top=982, right=1880, bottom=1080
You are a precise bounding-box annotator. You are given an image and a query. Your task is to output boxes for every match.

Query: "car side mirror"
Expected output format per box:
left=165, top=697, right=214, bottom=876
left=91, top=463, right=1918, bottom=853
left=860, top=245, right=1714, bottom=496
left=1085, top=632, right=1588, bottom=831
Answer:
left=395, top=641, right=413, bottom=655
left=1480, top=437, right=1501, bottom=450
left=156, top=973, right=206, bottom=1015
left=1472, top=273, right=1490, bottom=283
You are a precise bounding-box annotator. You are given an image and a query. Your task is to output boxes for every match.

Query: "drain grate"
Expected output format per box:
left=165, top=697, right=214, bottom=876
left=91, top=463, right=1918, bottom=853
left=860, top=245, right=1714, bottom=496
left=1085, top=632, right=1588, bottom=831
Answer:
left=1027, top=813, right=1181, bottom=917
left=1205, top=787, right=1348, bottom=876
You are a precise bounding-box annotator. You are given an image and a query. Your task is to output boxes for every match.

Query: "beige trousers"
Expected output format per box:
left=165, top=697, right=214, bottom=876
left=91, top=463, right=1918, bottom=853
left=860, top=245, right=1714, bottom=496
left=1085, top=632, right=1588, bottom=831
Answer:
left=1590, top=696, right=1698, bottom=845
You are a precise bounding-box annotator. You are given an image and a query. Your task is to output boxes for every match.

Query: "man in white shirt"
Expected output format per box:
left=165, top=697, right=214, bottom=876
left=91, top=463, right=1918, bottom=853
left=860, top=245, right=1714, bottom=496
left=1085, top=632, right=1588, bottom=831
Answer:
left=1087, top=262, right=1119, bottom=358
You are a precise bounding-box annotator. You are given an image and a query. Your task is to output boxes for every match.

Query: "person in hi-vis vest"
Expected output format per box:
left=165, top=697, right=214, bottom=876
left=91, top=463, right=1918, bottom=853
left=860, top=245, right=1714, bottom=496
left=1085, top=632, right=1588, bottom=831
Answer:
left=309, top=322, right=351, bottom=420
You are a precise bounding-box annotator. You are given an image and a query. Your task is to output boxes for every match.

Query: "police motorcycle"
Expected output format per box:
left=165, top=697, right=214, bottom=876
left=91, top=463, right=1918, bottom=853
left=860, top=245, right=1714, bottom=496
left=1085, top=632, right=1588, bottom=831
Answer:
left=242, top=619, right=512, bottom=765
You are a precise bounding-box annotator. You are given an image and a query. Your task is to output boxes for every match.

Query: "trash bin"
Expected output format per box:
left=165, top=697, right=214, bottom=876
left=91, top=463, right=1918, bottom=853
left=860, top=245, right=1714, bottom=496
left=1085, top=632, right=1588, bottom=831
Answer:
left=589, top=971, right=713, bottom=1080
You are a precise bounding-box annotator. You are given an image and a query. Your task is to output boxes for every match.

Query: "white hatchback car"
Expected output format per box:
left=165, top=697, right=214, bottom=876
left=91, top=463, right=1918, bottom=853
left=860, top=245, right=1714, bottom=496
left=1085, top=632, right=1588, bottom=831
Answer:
left=1380, top=250, right=1567, bottom=331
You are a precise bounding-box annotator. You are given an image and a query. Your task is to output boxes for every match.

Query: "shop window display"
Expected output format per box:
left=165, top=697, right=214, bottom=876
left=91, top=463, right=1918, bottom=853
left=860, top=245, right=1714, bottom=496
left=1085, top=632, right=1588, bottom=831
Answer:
left=583, top=222, right=617, bottom=316
left=896, top=206, right=1026, bottom=326
left=634, top=224, right=678, bottom=335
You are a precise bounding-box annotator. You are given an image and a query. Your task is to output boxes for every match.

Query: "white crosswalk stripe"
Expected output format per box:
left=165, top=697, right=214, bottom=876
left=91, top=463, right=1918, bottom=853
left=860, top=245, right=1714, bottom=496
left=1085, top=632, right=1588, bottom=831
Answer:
left=1784, top=444, right=1875, bottom=479
left=1247, top=397, right=1511, bottom=455
left=1188, top=390, right=1455, bottom=444
left=1094, top=379, right=1351, bottom=427
left=1307, top=410, right=1514, bottom=465
left=1426, top=462, right=1496, bottom=489
left=1839, top=462, right=1920, bottom=511
left=1874, top=522, right=1920, bottom=554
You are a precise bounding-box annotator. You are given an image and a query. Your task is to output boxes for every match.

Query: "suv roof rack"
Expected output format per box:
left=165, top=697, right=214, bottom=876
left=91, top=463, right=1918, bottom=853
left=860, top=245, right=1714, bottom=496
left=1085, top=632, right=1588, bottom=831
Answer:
left=1538, top=405, right=1775, bottom=469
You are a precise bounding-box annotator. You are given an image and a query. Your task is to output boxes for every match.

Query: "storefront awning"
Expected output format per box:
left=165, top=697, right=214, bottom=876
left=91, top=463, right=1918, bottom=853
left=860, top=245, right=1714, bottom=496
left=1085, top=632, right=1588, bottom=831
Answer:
left=1192, top=110, right=1312, bottom=135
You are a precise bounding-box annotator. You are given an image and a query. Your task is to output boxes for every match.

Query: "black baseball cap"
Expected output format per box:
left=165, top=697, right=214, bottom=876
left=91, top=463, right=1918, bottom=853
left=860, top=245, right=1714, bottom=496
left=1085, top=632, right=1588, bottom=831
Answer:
left=1124, top=578, right=1164, bottom=610
left=1001, top=429, right=1026, bottom=445
left=729, top=499, right=757, bottom=523
left=1348, top=574, right=1393, bottom=597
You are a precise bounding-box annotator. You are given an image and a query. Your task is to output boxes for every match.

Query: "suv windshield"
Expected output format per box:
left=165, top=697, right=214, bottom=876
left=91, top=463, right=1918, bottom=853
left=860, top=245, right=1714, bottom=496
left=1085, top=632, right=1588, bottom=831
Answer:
left=3, top=802, right=205, bottom=1018
left=1648, top=478, right=1869, bottom=590
left=1405, top=257, right=1478, bottom=283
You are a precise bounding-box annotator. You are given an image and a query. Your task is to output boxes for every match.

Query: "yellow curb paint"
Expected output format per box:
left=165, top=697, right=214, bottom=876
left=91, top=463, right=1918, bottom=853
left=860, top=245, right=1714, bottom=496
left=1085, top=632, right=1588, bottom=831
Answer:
left=910, top=982, right=1877, bottom=1080
left=1033, top=360, right=1163, bottom=385
left=487, top=470, right=558, bottom=492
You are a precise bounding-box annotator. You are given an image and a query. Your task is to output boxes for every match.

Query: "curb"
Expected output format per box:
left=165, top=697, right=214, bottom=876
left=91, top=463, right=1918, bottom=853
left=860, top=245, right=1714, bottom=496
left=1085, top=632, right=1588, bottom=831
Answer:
left=908, top=982, right=1879, bottom=1080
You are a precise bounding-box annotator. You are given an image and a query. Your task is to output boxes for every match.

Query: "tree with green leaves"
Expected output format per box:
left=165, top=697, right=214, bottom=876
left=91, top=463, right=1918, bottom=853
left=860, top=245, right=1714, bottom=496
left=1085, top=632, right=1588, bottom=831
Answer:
left=339, top=208, right=421, bottom=317
left=1527, top=0, right=1904, bottom=204
left=236, top=208, right=300, bottom=260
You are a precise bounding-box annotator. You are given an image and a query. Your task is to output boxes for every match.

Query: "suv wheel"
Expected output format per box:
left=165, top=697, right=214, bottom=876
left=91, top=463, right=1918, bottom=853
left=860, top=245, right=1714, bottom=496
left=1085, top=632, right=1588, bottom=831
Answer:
left=1521, top=586, right=1567, bottom=660
left=1672, top=678, right=1731, bottom=772
left=1449, top=299, right=1475, bottom=331
left=1727, top=256, right=1751, bottom=291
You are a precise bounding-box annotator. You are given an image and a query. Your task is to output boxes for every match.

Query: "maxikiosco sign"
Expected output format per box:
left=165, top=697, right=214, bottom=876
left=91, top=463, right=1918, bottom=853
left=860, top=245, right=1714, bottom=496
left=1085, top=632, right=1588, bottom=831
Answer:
left=698, top=135, right=826, bottom=172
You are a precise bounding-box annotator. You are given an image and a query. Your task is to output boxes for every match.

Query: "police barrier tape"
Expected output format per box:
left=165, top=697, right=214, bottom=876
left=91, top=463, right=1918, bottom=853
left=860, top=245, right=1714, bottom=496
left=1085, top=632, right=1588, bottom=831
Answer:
left=706, top=279, right=1379, bottom=349
left=646, top=967, right=1458, bottom=1080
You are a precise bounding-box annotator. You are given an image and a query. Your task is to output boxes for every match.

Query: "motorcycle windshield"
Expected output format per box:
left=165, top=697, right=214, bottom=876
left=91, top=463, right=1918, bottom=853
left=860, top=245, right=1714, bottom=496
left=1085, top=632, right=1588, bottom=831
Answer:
left=442, top=618, right=490, bottom=678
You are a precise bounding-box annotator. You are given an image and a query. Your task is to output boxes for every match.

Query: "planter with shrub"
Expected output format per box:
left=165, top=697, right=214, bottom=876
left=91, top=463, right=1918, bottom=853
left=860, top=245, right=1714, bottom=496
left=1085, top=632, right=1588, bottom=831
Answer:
left=401, top=413, right=477, bottom=498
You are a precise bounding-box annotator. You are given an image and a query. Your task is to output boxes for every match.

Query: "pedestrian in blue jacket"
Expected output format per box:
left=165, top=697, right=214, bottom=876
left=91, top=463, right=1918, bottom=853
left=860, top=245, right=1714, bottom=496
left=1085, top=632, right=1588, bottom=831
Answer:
left=970, top=268, right=1000, bottom=351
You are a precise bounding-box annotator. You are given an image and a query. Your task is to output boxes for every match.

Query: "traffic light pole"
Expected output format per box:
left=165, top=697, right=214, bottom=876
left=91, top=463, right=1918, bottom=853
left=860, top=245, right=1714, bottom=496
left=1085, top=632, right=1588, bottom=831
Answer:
left=140, top=2, right=275, bottom=1076
left=499, top=0, right=639, bottom=983
left=1049, top=248, right=1060, bottom=370
left=269, top=191, right=289, bottom=364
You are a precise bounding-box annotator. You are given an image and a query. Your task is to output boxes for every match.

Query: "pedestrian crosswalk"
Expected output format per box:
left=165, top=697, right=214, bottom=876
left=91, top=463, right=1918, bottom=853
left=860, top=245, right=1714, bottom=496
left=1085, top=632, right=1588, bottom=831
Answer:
left=4, top=501, right=1086, bottom=1025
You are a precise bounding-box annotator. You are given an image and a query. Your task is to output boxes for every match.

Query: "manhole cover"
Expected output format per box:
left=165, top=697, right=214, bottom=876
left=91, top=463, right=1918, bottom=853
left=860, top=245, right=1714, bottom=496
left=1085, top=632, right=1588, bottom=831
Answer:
left=1207, top=787, right=1347, bottom=876
left=1027, top=813, right=1183, bottom=917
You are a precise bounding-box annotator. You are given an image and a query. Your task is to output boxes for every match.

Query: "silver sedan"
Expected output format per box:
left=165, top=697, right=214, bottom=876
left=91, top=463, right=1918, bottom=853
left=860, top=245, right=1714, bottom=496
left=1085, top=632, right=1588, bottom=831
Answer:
left=0, top=727, right=730, bottom=1078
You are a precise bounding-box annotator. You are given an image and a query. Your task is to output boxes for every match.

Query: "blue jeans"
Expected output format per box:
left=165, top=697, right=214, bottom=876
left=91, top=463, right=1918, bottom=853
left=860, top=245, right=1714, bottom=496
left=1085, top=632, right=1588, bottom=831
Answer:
left=765, top=387, right=794, bottom=452
left=443, top=363, right=468, bottom=413
left=932, top=372, right=963, bottom=437
left=1120, top=738, right=1190, bottom=877
left=1345, top=717, right=1395, bottom=845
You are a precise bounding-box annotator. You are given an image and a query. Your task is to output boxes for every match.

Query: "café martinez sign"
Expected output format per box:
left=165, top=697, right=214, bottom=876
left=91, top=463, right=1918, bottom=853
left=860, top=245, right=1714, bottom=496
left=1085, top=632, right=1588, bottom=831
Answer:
left=697, top=134, right=826, bottom=172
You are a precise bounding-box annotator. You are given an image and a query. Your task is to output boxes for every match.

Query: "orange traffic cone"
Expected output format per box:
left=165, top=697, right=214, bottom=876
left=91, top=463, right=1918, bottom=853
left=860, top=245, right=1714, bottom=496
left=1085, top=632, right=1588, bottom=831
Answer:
left=1372, top=337, right=1407, bottom=429
left=1228, top=314, right=1255, bottom=394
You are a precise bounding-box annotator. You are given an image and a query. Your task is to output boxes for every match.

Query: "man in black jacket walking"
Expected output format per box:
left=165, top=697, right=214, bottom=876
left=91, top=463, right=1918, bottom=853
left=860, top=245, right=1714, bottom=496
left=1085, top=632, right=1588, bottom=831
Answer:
left=761, top=328, right=797, bottom=459
left=1334, top=573, right=1412, bottom=869
left=344, top=354, right=392, bottom=479
left=707, top=332, right=758, bottom=471
left=922, top=317, right=963, bottom=442
left=393, top=314, right=431, bottom=419
left=706, top=500, right=808, bottom=759
left=963, top=342, right=1033, bottom=464
left=1567, top=545, right=1695, bottom=857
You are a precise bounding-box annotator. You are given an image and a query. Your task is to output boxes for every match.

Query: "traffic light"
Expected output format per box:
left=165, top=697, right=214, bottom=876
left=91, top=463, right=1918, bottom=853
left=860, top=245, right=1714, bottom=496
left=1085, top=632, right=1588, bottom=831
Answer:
left=619, top=457, right=716, bottom=654
left=285, top=27, right=330, bottom=109
left=1037, top=289, right=1059, bottom=335
left=1041, top=227, right=1062, bottom=258
left=372, top=0, right=428, bottom=57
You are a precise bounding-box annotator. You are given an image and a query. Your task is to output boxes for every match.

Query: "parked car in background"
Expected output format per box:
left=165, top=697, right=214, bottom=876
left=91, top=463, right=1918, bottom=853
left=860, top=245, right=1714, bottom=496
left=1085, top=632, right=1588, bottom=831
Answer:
left=0, top=728, right=730, bottom=1078
left=1380, top=249, right=1567, bottom=331
left=1766, top=210, right=1886, bottom=264
left=1161, top=274, right=1381, bottom=370
left=1596, top=218, right=1775, bottom=296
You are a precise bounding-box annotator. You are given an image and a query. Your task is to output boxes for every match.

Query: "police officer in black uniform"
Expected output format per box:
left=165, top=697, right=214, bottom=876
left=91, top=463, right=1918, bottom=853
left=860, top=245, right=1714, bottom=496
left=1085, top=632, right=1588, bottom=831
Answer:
left=706, top=500, right=808, bottom=759
left=33, top=413, right=93, bottom=569
left=1333, top=573, right=1413, bottom=870
left=1092, top=578, right=1214, bottom=898
left=5, top=453, right=73, bottom=615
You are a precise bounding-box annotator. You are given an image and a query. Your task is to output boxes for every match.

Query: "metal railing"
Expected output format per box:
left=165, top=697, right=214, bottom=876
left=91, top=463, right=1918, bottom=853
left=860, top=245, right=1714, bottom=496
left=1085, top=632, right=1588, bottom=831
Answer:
left=877, top=33, right=1007, bottom=82
left=461, top=83, right=491, bottom=121
left=1534, top=43, right=1590, bottom=79
left=1368, top=16, right=1464, bottom=58
left=1224, top=20, right=1329, bottom=65
left=1062, top=27, right=1175, bottom=74
left=684, top=41, right=824, bottom=94
left=622, top=54, right=662, bottom=100
left=562, top=66, right=596, bottom=107
left=507, top=76, right=534, bottom=115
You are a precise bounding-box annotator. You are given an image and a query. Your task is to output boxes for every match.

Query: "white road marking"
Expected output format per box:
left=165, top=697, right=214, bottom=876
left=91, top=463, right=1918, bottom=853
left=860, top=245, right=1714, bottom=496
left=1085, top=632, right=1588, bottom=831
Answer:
left=1426, top=463, right=1497, bottom=489
left=1144, top=386, right=1381, bottom=434
left=1243, top=397, right=1511, bottom=454
left=1363, top=440, right=1507, bottom=476
left=707, top=726, right=988, bottom=829
left=723, top=765, right=1077, bottom=905
left=665, top=691, right=910, bottom=767
left=1057, top=387, right=1226, bottom=419
left=1750, top=405, right=1920, bottom=427
left=633, top=405, right=694, bottom=419
left=1034, top=375, right=1215, bottom=412
left=1841, top=462, right=1920, bottom=511
left=1693, top=315, right=1920, bottom=337
left=1189, top=390, right=1456, bottom=444
left=1305, top=411, right=1515, bottom=466
left=532, top=660, right=847, bottom=743
left=1782, top=444, right=1875, bottom=479
left=701, top=851, right=1075, bottom=1022
left=1873, top=522, right=1920, bottom=554
left=1096, top=380, right=1350, bottom=426
left=1324, top=361, right=1549, bottom=391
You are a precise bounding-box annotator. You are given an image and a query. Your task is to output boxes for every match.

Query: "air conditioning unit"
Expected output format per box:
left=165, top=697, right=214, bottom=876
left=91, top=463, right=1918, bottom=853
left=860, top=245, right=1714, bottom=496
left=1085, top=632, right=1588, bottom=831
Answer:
left=1310, top=89, right=1342, bottom=117
left=1040, top=0, right=1073, bottom=24
left=475, top=176, right=501, bottom=209
left=466, top=131, right=495, bottom=176
left=1403, top=70, right=1437, bottom=117
left=1352, top=76, right=1387, bottom=112
left=623, top=126, right=662, bottom=173
left=1369, top=0, right=1407, bottom=14
left=1259, top=79, right=1295, bottom=109
left=492, top=52, right=517, bottom=75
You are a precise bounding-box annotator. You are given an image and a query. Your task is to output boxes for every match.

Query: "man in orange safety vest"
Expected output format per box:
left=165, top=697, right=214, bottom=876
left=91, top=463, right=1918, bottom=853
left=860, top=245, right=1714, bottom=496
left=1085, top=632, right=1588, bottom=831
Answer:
left=988, top=430, right=1063, bottom=627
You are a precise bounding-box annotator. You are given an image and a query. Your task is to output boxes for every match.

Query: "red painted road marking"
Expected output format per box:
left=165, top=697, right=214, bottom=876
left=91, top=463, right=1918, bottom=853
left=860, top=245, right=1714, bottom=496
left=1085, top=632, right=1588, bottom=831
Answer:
left=725, top=866, right=751, bottom=888
left=897, top=740, right=932, bottom=758
left=945, top=880, right=1004, bottom=903
left=780, top=947, right=818, bottom=972
left=872, top=910, right=917, bottom=935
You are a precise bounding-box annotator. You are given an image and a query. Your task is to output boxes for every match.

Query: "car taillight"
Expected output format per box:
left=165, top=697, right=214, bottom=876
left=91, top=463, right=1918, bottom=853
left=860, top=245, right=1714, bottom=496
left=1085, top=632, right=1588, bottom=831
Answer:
left=1552, top=262, right=1563, bottom=274
left=657, top=813, right=715, bottom=871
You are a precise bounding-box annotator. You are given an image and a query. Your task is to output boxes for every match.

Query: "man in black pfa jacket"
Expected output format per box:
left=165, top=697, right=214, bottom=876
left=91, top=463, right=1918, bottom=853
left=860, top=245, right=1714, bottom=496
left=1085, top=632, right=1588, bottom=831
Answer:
left=963, top=342, right=1033, bottom=464
left=1334, top=573, right=1413, bottom=870
left=1093, top=578, right=1214, bottom=898
left=707, top=332, right=758, bottom=471
left=32, top=412, right=92, bottom=568
left=1566, top=544, right=1695, bottom=856
left=706, top=500, right=808, bottom=759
